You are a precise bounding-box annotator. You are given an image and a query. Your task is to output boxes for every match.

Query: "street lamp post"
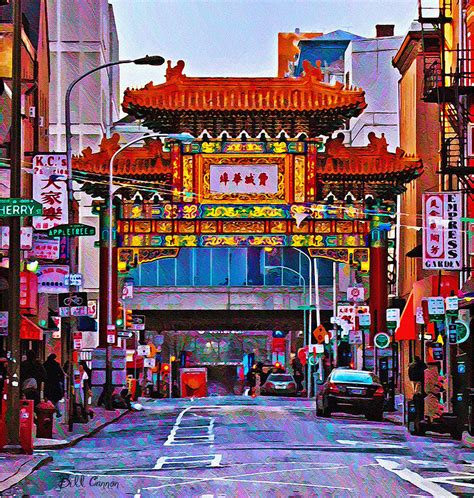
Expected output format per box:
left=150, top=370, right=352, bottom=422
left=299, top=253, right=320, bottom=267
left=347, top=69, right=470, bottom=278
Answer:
left=264, top=264, right=307, bottom=373
left=105, top=132, right=194, bottom=409
left=63, top=55, right=165, bottom=421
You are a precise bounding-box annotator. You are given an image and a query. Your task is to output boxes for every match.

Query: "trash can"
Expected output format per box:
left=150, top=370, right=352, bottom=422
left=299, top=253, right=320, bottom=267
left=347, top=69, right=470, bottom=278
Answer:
left=36, top=400, right=56, bottom=439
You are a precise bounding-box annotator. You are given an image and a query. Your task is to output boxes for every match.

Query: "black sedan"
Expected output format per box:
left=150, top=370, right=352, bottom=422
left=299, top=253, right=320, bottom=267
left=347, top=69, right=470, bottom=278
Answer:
left=316, top=368, right=385, bottom=421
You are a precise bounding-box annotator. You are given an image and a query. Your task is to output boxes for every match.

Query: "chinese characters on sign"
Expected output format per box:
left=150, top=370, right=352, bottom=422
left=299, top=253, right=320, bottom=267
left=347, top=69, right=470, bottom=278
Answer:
left=210, top=164, right=278, bottom=194
left=30, top=234, right=60, bottom=260
left=32, top=154, right=68, bottom=230
left=422, top=192, right=462, bottom=270
left=37, top=265, right=69, bottom=294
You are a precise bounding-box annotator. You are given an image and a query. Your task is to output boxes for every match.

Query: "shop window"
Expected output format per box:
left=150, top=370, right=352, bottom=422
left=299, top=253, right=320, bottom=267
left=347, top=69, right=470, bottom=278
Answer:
left=194, top=249, right=211, bottom=286
left=176, top=249, right=192, bottom=286
left=158, top=258, right=175, bottom=286
left=140, top=261, right=158, bottom=286
left=211, top=249, right=229, bottom=286
left=229, top=249, right=247, bottom=286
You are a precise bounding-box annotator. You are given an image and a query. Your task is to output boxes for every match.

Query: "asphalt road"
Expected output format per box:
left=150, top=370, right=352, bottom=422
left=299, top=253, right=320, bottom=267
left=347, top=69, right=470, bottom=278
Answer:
left=4, top=396, right=474, bottom=497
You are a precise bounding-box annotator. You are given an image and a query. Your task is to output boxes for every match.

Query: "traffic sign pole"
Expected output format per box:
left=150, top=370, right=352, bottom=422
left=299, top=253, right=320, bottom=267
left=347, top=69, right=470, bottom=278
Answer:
left=6, top=0, right=23, bottom=448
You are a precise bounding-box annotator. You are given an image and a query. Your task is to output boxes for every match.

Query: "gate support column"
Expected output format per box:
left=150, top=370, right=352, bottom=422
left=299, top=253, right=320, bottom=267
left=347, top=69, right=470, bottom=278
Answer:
left=369, top=229, right=388, bottom=345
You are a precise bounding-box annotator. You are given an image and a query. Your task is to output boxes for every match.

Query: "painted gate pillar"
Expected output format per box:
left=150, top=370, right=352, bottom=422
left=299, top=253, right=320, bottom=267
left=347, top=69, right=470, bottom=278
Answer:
left=99, top=203, right=118, bottom=348
left=369, top=228, right=388, bottom=344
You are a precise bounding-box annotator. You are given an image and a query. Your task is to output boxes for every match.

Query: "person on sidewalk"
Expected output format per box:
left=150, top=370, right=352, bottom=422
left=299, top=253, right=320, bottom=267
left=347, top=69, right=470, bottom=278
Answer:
left=78, top=361, right=94, bottom=421
left=43, top=354, right=65, bottom=417
left=408, top=356, right=427, bottom=395
left=20, top=350, right=47, bottom=407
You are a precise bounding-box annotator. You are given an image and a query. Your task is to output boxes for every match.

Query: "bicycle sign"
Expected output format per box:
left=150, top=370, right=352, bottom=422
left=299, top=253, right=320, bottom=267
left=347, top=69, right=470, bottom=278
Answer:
left=58, top=292, right=88, bottom=317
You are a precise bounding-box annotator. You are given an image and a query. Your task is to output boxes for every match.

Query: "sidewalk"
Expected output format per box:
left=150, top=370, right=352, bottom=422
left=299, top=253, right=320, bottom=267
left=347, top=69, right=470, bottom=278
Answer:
left=34, top=407, right=128, bottom=449
left=384, top=410, right=404, bottom=425
left=0, top=453, right=52, bottom=494
left=0, top=407, right=128, bottom=493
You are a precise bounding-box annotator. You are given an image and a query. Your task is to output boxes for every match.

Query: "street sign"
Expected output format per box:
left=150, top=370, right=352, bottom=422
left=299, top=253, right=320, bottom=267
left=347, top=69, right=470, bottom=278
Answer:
left=347, top=286, right=365, bottom=302
left=313, top=324, right=328, bottom=344
left=131, top=315, right=145, bottom=330
left=448, top=323, right=457, bottom=344
left=47, top=223, right=96, bottom=238
left=58, top=292, right=88, bottom=317
left=445, top=296, right=459, bottom=316
left=64, top=273, right=83, bottom=287
left=358, top=313, right=371, bottom=328
left=144, top=358, right=156, bottom=368
left=427, top=297, right=445, bottom=314
left=118, top=330, right=134, bottom=339
left=349, top=330, right=363, bottom=345
left=0, top=198, right=43, bottom=217
left=137, top=345, right=151, bottom=356
left=374, top=332, right=391, bottom=349
left=386, top=308, right=400, bottom=329
left=416, top=306, right=425, bottom=325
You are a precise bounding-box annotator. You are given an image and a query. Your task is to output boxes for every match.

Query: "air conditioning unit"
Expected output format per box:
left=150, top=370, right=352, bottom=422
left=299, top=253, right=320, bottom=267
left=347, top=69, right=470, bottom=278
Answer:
left=29, top=106, right=36, bottom=118
left=39, top=116, right=44, bottom=127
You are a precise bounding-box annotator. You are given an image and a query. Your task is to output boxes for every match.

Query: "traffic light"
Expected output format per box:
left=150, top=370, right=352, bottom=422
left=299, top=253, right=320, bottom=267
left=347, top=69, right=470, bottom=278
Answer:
left=116, top=303, right=124, bottom=328
left=125, top=309, right=133, bottom=329
left=161, top=363, right=170, bottom=374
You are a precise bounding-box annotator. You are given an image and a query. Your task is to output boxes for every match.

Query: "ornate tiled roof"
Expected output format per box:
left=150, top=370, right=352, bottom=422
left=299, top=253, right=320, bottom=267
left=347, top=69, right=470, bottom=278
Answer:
left=122, top=60, right=366, bottom=137
left=72, top=134, right=171, bottom=179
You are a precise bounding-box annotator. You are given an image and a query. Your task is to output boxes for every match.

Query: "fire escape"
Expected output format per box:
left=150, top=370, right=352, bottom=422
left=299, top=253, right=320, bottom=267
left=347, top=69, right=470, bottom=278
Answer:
left=418, top=0, right=474, bottom=196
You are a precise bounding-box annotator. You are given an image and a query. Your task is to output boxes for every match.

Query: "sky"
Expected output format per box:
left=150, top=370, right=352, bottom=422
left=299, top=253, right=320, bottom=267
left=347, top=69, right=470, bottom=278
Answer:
left=109, top=0, right=418, bottom=96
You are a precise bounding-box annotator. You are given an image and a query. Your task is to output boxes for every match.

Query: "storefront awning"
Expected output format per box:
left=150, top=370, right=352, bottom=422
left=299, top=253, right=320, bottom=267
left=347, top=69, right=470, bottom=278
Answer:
left=20, top=315, right=43, bottom=341
left=395, top=291, right=416, bottom=341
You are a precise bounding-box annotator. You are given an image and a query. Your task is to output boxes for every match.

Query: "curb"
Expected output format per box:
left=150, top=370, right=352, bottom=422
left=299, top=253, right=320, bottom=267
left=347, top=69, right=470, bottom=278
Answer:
left=383, top=414, right=404, bottom=426
left=462, top=431, right=474, bottom=449
left=34, top=409, right=130, bottom=450
left=0, top=454, right=52, bottom=494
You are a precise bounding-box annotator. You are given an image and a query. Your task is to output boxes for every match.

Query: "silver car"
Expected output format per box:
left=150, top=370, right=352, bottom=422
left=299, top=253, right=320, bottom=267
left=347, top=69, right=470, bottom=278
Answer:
left=261, top=373, right=297, bottom=396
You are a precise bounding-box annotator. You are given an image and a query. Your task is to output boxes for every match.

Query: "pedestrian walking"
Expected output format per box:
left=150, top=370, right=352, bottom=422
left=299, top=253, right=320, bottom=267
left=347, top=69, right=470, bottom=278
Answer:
left=43, top=354, right=65, bottom=417
left=78, top=361, right=94, bottom=421
left=408, top=355, right=427, bottom=394
left=20, top=350, right=47, bottom=407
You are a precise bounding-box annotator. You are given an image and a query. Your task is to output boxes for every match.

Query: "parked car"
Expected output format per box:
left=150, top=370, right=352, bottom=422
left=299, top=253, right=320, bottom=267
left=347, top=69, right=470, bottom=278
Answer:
left=316, top=368, right=385, bottom=421
left=261, top=373, right=297, bottom=396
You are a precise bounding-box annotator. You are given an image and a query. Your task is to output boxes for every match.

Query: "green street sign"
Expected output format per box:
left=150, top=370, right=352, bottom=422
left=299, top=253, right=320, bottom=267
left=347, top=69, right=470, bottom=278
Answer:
left=47, top=223, right=96, bottom=238
left=374, top=332, right=391, bottom=349
left=0, top=198, right=42, bottom=217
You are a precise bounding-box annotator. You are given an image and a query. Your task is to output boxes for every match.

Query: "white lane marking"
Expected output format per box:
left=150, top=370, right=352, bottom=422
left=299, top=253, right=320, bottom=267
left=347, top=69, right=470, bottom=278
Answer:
left=376, top=458, right=456, bottom=497
left=336, top=439, right=405, bottom=449
left=141, top=465, right=354, bottom=492
left=154, top=454, right=222, bottom=470
left=428, top=473, right=474, bottom=489
left=165, top=408, right=216, bottom=446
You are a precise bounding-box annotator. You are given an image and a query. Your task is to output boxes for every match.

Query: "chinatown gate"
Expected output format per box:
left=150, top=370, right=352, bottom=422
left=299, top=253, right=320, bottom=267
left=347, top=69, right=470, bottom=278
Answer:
left=73, top=60, right=422, bottom=390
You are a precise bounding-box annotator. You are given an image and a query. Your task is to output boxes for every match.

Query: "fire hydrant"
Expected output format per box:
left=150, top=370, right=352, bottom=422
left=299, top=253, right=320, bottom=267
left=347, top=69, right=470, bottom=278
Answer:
left=36, top=400, right=56, bottom=439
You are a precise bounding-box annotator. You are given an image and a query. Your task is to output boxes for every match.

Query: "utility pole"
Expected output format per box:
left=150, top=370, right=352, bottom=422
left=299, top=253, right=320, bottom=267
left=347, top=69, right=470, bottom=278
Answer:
left=6, top=0, right=23, bottom=447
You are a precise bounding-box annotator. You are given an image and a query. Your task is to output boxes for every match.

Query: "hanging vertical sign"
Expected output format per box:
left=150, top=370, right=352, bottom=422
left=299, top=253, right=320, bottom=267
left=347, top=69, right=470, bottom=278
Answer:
left=32, top=154, right=68, bottom=230
left=422, top=192, right=462, bottom=270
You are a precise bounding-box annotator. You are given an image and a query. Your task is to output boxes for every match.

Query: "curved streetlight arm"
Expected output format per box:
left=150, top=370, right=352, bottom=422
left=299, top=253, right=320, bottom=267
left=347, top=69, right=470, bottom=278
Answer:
left=107, top=132, right=173, bottom=329
left=264, top=265, right=306, bottom=295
